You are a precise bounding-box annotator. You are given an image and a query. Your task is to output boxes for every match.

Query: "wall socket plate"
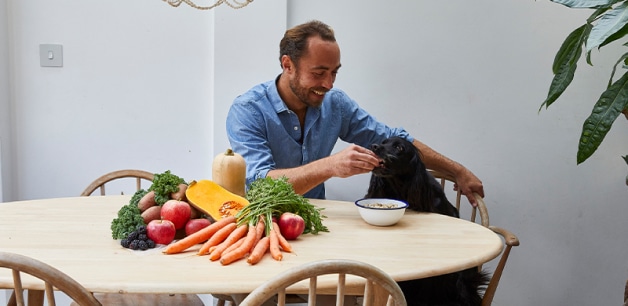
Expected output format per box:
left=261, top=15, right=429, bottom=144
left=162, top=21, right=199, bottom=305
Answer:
left=39, top=44, right=63, bottom=67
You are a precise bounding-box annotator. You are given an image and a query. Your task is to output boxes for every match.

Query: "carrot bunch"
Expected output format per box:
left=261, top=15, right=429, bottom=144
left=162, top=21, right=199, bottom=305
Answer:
left=162, top=216, right=293, bottom=265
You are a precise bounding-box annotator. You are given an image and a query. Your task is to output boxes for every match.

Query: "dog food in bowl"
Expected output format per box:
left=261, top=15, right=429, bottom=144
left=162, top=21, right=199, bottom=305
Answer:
left=354, top=198, right=408, bottom=226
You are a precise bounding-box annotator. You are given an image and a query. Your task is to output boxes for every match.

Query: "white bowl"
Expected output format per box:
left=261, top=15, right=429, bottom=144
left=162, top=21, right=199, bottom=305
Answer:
left=354, top=198, right=408, bottom=226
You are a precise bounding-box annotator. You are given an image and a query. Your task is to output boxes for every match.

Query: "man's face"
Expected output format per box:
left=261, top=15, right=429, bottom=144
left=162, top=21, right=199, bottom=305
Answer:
left=288, top=36, right=341, bottom=108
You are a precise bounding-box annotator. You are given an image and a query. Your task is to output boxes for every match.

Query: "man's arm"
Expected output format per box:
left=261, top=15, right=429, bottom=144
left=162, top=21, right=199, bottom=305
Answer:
left=412, top=139, right=484, bottom=206
left=267, top=144, right=381, bottom=195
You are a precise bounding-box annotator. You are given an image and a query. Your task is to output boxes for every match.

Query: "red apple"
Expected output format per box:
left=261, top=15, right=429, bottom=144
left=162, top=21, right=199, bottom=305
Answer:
left=185, top=218, right=212, bottom=236
left=161, top=200, right=192, bottom=230
left=278, top=212, right=305, bottom=240
left=146, top=219, right=176, bottom=245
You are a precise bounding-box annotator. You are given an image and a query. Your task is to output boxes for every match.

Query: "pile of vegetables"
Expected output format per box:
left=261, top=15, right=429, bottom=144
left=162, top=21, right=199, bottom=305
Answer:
left=163, top=176, right=328, bottom=265
left=110, top=170, right=186, bottom=239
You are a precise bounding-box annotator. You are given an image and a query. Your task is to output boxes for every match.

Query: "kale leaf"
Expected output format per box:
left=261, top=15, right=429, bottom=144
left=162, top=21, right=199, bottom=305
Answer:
left=148, top=170, right=185, bottom=206
left=110, top=189, right=147, bottom=239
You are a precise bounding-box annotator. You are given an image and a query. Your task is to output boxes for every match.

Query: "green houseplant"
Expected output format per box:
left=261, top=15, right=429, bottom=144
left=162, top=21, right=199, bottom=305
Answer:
left=543, top=0, right=628, bottom=165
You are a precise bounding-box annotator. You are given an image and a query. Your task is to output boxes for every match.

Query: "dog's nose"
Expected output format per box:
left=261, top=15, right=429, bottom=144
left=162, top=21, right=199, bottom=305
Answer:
left=371, top=144, right=380, bottom=150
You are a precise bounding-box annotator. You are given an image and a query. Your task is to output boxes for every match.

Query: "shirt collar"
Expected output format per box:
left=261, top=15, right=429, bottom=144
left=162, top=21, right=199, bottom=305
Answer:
left=269, top=74, right=289, bottom=114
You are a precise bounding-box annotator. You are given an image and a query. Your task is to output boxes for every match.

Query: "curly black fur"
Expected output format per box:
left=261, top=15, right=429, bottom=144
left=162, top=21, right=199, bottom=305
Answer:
left=367, top=137, right=490, bottom=306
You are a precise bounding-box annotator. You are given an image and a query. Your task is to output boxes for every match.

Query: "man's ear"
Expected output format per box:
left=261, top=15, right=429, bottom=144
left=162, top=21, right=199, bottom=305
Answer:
left=281, top=55, right=294, bottom=72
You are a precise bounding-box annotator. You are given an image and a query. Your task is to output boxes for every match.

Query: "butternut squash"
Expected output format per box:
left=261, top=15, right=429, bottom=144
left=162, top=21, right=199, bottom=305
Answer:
left=212, top=148, right=246, bottom=197
left=185, top=179, right=249, bottom=221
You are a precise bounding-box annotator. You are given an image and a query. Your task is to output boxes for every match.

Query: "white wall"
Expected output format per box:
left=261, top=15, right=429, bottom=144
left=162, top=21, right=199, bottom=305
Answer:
left=7, top=0, right=215, bottom=199
left=0, top=0, right=11, bottom=202
left=2, top=1, right=628, bottom=306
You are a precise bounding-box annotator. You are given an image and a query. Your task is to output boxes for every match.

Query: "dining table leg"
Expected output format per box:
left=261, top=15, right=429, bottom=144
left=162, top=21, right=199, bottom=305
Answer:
left=27, top=290, right=44, bottom=306
left=6, top=290, right=15, bottom=306
left=5, top=289, right=44, bottom=306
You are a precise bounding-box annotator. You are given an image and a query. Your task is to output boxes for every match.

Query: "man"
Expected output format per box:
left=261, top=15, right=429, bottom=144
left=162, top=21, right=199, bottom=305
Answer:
left=226, top=20, right=484, bottom=204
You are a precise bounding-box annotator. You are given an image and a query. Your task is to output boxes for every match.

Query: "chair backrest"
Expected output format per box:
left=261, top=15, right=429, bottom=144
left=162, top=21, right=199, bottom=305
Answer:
left=624, top=280, right=628, bottom=306
left=0, top=251, right=102, bottom=306
left=239, top=259, right=407, bottom=306
left=428, top=170, right=520, bottom=306
left=81, top=169, right=154, bottom=196
left=429, top=170, right=489, bottom=227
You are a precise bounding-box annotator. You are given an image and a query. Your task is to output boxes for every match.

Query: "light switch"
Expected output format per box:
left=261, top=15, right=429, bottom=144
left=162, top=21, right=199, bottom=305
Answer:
left=39, top=44, right=63, bottom=67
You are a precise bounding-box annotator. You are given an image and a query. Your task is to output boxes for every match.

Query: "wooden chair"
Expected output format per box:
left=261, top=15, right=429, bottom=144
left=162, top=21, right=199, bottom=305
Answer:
left=429, top=170, right=520, bottom=306
left=80, top=169, right=154, bottom=196
left=0, top=251, right=102, bottom=306
left=239, top=259, right=407, bottom=306
left=77, top=169, right=205, bottom=306
left=624, top=278, right=627, bottom=306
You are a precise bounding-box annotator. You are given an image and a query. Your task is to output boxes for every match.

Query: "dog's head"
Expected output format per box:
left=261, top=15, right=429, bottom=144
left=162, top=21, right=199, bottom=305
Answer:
left=370, top=137, right=422, bottom=178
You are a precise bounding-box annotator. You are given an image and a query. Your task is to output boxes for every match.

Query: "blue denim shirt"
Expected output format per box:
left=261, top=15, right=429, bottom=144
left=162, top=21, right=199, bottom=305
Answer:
left=226, top=77, right=412, bottom=199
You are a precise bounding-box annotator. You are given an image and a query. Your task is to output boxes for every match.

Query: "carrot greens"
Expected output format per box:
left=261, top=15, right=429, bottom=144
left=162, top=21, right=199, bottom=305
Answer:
left=235, top=177, right=328, bottom=236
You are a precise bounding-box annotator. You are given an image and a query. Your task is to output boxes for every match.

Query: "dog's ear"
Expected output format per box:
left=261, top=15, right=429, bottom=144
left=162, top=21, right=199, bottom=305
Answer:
left=366, top=173, right=388, bottom=198
left=404, top=141, right=423, bottom=169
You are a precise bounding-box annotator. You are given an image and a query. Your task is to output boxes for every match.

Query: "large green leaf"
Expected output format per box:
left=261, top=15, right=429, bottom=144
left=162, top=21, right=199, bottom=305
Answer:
left=587, top=2, right=628, bottom=51
left=541, top=25, right=590, bottom=109
left=553, top=24, right=589, bottom=73
left=587, top=7, right=613, bottom=65
left=577, top=70, right=628, bottom=163
left=551, top=0, right=620, bottom=8
left=599, top=18, right=628, bottom=48
left=542, top=58, right=579, bottom=110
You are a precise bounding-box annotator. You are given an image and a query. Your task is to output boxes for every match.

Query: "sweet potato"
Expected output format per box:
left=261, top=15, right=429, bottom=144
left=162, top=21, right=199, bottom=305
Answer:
left=141, top=205, right=161, bottom=224
left=138, top=190, right=156, bottom=212
left=189, top=205, right=202, bottom=219
left=170, top=184, right=188, bottom=201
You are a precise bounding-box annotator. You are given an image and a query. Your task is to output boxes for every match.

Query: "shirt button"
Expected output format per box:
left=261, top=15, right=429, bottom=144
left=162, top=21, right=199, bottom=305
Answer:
left=293, top=126, right=299, bottom=131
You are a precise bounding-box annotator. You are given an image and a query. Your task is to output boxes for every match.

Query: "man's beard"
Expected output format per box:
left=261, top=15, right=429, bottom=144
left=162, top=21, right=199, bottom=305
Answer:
left=289, top=70, right=325, bottom=108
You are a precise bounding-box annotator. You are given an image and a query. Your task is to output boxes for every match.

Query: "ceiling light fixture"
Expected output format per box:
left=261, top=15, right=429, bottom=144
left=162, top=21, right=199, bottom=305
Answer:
left=163, top=0, right=253, bottom=10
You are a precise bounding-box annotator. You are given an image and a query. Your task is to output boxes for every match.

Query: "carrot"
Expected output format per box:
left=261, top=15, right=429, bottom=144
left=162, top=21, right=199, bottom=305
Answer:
left=163, top=216, right=236, bottom=254
left=222, top=236, right=245, bottom=255
left=209, top=224, right=249, bottom=261
left=220, top=223, right=258, bottom=265
left=272, top=221, right=293, bottom=253
left=269, top=227, right=283, bottom=261
left=197, top=222, right=238, bottom=255
left=250, top=218, right=266, bottom=253
left=246, top=236, right=270, bottom=265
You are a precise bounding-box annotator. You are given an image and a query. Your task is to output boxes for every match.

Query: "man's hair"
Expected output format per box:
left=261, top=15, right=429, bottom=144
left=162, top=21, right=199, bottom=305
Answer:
left=279, top=20, right=336, bottom=68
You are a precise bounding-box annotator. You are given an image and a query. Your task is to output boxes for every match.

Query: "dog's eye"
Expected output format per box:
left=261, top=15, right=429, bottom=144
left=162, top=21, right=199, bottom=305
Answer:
left=395, top=144, right=404, bottom=152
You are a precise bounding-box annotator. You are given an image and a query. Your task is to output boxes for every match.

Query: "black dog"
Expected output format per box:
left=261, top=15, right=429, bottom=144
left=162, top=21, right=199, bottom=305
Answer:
left=367, top=136, right=489, bottom=306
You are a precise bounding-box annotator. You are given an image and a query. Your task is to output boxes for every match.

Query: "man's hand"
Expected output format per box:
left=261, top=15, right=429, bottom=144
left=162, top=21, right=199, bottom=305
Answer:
left=267, top=144, right=380, bottom=195
left=453, top=169, right=484, bottom=207
left=411, top=139, right=484, bottom=207
left=327, top=144, right=381, bottom=178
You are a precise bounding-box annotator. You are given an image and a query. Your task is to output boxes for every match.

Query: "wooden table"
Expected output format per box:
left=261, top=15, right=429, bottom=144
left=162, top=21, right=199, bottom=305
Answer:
left=0, top=195, right=502, bottom=300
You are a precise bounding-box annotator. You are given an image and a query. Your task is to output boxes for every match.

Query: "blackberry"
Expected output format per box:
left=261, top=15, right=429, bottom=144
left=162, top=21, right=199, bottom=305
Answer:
left=127, top=231, right=139, bottom=241
left=137, top=240, right=148, bottom=250
left=121, top=238, right=130, bottom=248
left=138, top=234, right=148, bottom=241
left=128, top=240, right=139, bottom=250
left=136, top=225, right=147, bottom=234
left=146, top=239, right=156, bottom=249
